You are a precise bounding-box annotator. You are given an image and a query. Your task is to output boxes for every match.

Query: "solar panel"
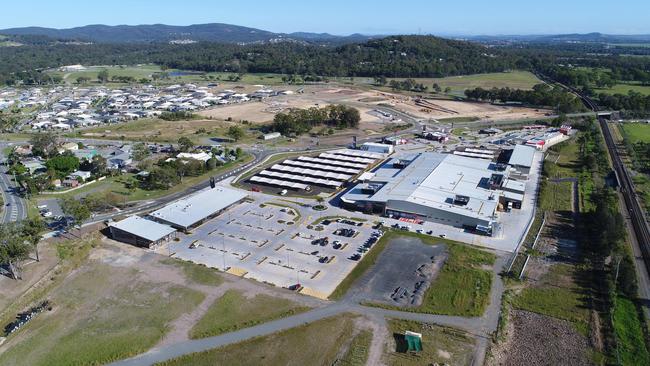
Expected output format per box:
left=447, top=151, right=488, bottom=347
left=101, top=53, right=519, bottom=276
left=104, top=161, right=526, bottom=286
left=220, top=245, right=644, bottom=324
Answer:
left=270, top=164, right=352, bottom=181
left=282, top=159, right=361, bottom=174
left=257, top=170, right=342, bottom=187
left=319, top=153, right=374, bottom=164
left=250, top=176, right=309, bottom=190
left=297, top=156, right=366, bottom=169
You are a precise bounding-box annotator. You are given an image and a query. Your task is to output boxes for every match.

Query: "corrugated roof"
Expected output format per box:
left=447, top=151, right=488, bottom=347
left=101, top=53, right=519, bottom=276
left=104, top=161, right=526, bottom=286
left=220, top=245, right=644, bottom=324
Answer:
left=110, top=215, right=176, bottom=242
left=508, top=145, right=535, bottom=168
left=149, top=186, right=247, bottom=228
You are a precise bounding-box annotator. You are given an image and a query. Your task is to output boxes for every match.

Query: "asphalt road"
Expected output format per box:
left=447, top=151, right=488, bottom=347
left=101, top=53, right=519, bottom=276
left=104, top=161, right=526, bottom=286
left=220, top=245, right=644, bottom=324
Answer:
left=0, top=143, right=28, bottom=223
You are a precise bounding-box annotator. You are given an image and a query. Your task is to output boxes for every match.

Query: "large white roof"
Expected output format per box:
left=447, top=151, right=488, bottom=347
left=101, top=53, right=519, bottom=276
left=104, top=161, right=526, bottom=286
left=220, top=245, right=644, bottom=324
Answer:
left=508, top=145, right=535, bottom=168
left=149, top=186, right=247, bottom=228
left=110, top=215, right=176, bottom=242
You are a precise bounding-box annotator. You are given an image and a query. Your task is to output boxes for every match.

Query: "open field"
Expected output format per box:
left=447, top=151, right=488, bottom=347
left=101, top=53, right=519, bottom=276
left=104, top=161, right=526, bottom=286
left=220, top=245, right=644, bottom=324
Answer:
left=620, top=122, right=650, bottom=143
left=612, top=297, right=650, bottom=366
left=189, top=289, right=310, bottom=339
left=160, top=258, right=224, bottom=286
left=77, top=117, right=253, bottom=143
left=385, top=319, right=475, bottom=366
left=596, top=83, right=650, bottom=96
left=349, top=231, right=496, bottom=316
left=156, top=314, right=365, bottom=366
left=540, top=180, right=573, bottom=212
left=0, top=259, right=205, bottom=366
left=387, top=71, right=541, bottom=96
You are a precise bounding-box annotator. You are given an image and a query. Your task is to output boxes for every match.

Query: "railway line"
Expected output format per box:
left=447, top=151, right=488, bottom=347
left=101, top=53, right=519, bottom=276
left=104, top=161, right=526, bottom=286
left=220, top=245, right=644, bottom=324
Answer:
left=564, top=84, right=650, bottom=278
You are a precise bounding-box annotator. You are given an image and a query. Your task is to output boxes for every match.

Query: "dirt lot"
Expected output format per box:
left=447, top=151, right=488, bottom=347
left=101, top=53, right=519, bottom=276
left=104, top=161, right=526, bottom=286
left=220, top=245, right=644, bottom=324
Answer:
left=348, top=236, right=446, bottom=307
left=489, top=310, right=592, bottom=366
left=198, top=85, right=547, bottom=130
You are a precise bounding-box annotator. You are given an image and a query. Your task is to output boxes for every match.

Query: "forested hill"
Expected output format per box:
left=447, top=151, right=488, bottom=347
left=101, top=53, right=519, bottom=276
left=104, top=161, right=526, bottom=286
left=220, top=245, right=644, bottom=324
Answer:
left=0, top=23, right=373, bottom=44
left=0, top=35, right=521, bottom=85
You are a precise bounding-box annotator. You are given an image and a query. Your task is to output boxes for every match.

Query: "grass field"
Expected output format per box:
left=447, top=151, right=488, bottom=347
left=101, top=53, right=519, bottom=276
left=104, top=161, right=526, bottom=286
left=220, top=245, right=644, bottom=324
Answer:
left=620, top=122, right=650, bottom=143
left=385, top=319, right=475, bottom=366
left=386, top=71, right=541, bottom=96
left=189, top=290, right=311, bottom=339
left=76, top=117, right=259, bottom=143
left=539, top=180, right=573, bottom=212
left=0, top=264, right=205, bottom=366
left=337, top=230, right=496, bottom=316
left=157, top=314, right=359, bottom=366
left=612, top=297, right=650, bottom=366
left=338, top=329, right=372, bottom=366
left=160, top=258, right=224, bottom=286
left=596, top=83, right=650, bottom=96
left=511, top=264, right=590, bottom=335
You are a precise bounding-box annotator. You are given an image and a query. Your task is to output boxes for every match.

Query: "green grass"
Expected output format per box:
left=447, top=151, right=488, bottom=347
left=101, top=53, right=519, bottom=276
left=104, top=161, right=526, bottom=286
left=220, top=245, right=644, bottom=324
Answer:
left=511, top=264, right=590, bottom=335
left=0, top=264, right=205, bottom=366
left=157, top=314, right=358, bottom=366
left=620, top=123, right=650, bottom=143
left=385, top=319, right=475, bottom=366
left=539, top=180, right=573, bottom=212
left=438, top=116, right=480, bottom=123
left=612, top=297, right=650, bottom=366
left=189, top=289, right=311, bottom=339
left=335, top=231, right=496, bottom=317
left=596, top=83, right=650, bottom=96
left=338, top=330, right=372, bottom=366
left=161, top=258, right=224, bottom=286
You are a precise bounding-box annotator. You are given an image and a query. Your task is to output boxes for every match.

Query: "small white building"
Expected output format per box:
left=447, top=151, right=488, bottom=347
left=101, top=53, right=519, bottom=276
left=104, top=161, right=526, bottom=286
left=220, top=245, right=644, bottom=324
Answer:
left=361, top=142, right=394, bottom=154
left=263, top=132, right=281, bottom=141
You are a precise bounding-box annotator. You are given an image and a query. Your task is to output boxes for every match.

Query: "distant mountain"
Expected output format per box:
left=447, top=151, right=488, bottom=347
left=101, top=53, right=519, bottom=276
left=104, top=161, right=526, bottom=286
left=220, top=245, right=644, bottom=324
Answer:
left=466, top=32, right=650, bottom=44
left=0, top=23, right=375, bottom=44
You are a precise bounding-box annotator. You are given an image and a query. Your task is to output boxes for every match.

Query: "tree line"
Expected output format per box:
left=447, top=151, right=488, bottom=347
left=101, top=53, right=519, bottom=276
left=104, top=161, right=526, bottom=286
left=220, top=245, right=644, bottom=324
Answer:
left=271, top=105, right=360, bottom=136
left=464, top=84, right=586, bottom=113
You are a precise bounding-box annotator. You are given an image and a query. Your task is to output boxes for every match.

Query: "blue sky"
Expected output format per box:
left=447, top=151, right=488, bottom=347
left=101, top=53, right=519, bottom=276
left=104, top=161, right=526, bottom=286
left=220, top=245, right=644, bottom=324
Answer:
left=2, top=0, right=649, bottom=35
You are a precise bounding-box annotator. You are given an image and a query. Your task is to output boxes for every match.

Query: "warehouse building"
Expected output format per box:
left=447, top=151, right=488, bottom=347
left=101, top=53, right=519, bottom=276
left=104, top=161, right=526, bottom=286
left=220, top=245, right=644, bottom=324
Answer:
left=149, top=186, right=247, bottom=231
left=108, top=215, right=177, bottom=248
left=507, top=145, right=536, bottom=178
left=341, top=152, right=515, bottom=234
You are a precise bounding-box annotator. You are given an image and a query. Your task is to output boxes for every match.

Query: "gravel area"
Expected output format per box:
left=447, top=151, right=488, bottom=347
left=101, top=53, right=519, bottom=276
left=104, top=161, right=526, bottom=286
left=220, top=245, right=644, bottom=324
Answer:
left=490, top=310, right=592, bottom=366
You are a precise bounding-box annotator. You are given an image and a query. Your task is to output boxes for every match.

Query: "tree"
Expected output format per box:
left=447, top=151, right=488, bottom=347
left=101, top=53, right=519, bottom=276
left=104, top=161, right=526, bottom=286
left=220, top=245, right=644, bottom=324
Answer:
left=30, top=133, right=58, bottom=158
left=227, top=126, right=244, bottom=141
left=132, top=142, right=150, bottom=161
left=0, top=223, right=31, bottom=280
left=45, top=155, right=80, bottom=176
left=21, top=218, right=45, bottom=262
left=177, top=137, right=194, bottom=152
left=97, top=69, right=110, bottom=83
left=61, top=197, right=91, bottom=229
left=76, top=76, right=91, bottom=84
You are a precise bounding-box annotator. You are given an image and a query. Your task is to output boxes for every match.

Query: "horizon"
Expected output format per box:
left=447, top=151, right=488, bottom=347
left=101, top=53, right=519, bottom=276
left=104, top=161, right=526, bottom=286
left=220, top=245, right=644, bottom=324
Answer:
left=2, top=0, right=650, bottom=36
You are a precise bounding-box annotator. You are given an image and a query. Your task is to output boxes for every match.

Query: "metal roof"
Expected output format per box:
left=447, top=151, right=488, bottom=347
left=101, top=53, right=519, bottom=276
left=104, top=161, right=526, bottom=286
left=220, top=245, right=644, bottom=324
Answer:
left=109, top=215, right=176, bottom=242
left=149, top=186, right=247, bottom=228
left=249, top=176, right=309, bottom=190
left=508, top=145, right=535, bottom=168
left=331, top=148, right=385, bottom=160
left=297, top=156, right=367, bottom=169
left=257, top=170, right=342, bottom=187
left=282, top=159, right=361, bottom=174
left=319, top=152, right=374, bottom=165
left=270, top=164, right=352, bottom=181
left=342, top=152, right=507, bottom=221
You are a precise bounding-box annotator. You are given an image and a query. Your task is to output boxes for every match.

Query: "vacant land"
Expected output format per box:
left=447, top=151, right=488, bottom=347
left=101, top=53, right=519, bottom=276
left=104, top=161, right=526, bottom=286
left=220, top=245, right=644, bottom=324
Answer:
left=612, top=297, right=650, bottom=366
left=349, top=231, right=496, bottom=316
left=620, top=122, right=650, bottom=143
left=0, top=263, right=205, bottom=366
left=385, top=319, right=475, bottom=366
left=78, top=117, right=246, bottom=143
left=596, top=83, right=650, bottom=96
left=160, top=258, right=224, bottom=286
left=540, top=180, right=574, bottom=212
left=157, top=314, right=366, bottom=366
left=189, top=289, right=310, bottom=339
